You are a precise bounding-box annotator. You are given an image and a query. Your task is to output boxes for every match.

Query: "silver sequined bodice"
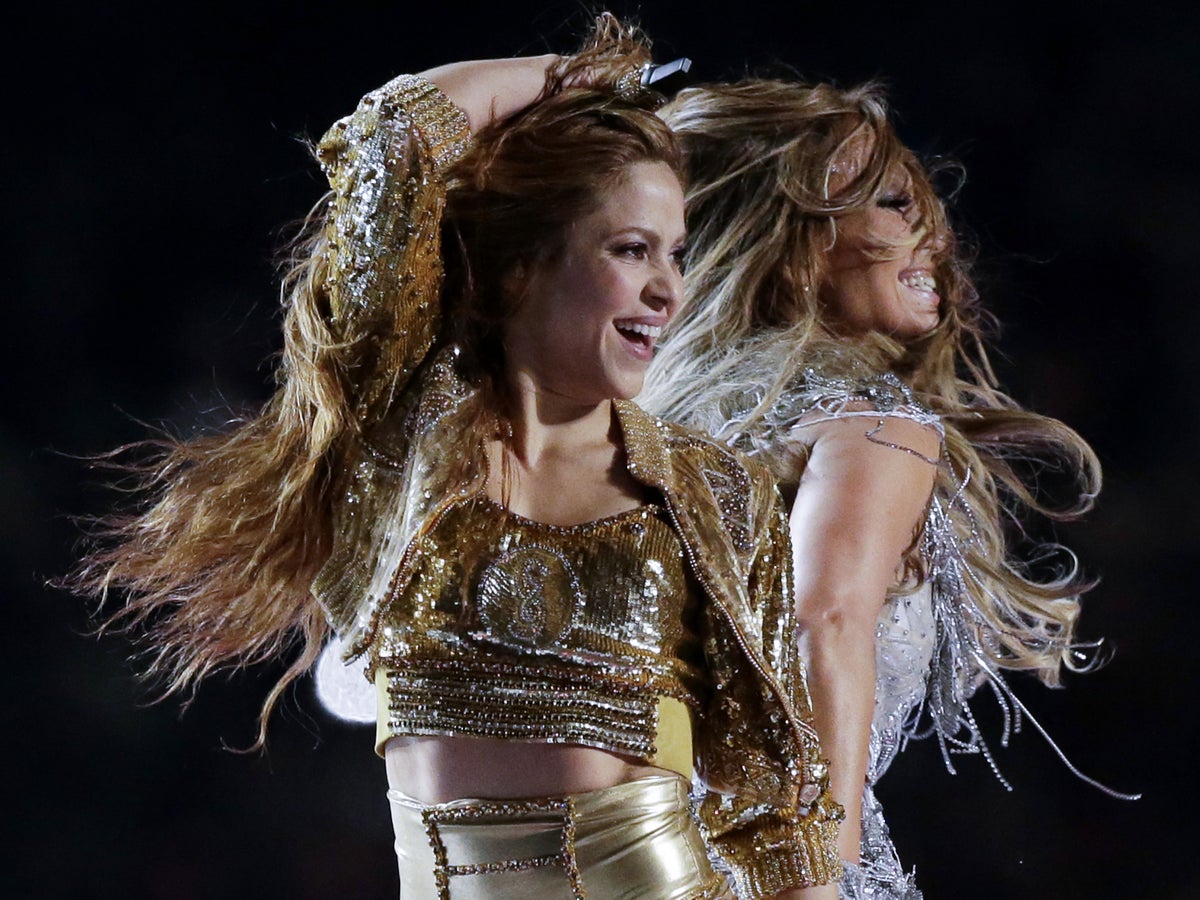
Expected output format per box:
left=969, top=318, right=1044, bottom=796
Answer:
left=868, top=583, right=936, bottom=785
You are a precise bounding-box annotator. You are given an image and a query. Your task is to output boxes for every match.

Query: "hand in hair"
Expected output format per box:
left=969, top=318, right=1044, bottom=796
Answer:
left=421, top=14, right=659, bottom=132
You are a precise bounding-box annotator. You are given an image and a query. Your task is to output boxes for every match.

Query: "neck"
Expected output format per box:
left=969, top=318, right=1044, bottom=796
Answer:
left=502, top=374, right=616, bottom=466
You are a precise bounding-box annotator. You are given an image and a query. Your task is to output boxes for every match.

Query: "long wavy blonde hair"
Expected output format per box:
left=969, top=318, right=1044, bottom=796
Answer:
left=66, top=15, right=675, bottom=747
left=641, top=79, right=1100, bottom=684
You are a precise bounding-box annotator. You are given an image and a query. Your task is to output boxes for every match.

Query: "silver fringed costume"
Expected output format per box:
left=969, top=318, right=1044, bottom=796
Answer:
left=772, top=370, right=940, bottom=900
left=666, top=347, right=1130, bottom=900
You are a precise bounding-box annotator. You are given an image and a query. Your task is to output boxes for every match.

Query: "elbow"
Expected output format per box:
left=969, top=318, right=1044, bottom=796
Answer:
left=797, top=598, right=881, bottom=676
left=795, top=583, right=883, bottom=643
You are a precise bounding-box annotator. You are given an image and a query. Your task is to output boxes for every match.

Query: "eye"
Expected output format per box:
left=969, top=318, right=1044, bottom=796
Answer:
left=878, top=193, right=913, bottom=212
left=614, top=242, right=649, bottom=260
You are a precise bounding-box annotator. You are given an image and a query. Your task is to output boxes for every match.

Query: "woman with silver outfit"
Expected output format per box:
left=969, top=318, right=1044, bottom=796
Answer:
left=641, top=78, right=1136, bottom=898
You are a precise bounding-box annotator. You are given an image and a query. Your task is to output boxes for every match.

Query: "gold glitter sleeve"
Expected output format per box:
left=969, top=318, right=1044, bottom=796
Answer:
left=317, top=74, right=470, bottom=427
left=310, top=78, right=470, bottom=649
left=698, top=471, right=843, bottom=895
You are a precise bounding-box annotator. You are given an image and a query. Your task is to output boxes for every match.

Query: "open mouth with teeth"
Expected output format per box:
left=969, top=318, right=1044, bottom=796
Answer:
left=614, top=320, right=662, bottom=360
left=899, top=268, right=940, bottom=308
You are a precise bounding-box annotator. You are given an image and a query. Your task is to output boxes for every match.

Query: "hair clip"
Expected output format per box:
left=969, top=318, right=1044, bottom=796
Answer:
left=617, top=58, right=693, bottom=108
left=643, top=58, right=692, bottom=97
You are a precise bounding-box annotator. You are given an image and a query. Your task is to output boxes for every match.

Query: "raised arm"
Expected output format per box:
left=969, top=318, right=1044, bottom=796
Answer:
left=316, top=55, right=565, bottom=429
left=786, top=413, right=939, bottom=873
left=421, top=55, right=560, bottom=132
left=312, top=56, right=563, bottom=642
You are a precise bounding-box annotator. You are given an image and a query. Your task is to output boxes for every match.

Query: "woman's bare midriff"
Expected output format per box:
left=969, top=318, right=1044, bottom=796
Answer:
left=384, top=734, right=675, bottom=803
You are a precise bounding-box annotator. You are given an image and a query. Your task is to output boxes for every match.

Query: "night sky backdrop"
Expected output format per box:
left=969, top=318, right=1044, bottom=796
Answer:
left=10, top=1, right=1194, bottom=897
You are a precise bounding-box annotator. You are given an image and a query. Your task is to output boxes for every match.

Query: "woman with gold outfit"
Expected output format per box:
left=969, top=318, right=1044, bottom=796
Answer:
left=70, top=20, right=842, bottom=899
left=641, top=79, right=1135, bottom=898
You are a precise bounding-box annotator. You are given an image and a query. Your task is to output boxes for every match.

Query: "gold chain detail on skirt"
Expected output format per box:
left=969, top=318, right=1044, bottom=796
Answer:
left=389, top=773, right=734, bottom=899
left=421, top=797, right=585, bottom=899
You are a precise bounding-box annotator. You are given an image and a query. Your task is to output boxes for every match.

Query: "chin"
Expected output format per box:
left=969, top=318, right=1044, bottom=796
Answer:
left=601, top=366, right=648, bottom=401
left=898, top=321, right=939, bottom=340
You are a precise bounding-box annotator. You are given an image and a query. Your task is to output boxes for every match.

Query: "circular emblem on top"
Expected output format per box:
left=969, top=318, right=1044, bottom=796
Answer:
left=475, top=545, right=580, bottom=648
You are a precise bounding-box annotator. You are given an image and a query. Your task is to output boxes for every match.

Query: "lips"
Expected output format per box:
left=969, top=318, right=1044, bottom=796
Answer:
left=614, top=319, right=663, bottom=361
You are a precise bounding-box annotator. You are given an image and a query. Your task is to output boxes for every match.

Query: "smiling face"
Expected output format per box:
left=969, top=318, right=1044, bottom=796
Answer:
left=819, top=136, right=943, bottom=339
left=502, top=160, right=686, bottom=405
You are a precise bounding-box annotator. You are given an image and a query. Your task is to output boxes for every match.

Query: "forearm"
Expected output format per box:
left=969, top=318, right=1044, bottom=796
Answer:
left=420, top=55, right=560, bottom=132
left=801, top=604, right=878, bottom=863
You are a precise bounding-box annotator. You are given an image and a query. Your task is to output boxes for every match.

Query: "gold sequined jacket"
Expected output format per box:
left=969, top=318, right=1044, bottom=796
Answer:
left=308, top=73, right=842, bottom=896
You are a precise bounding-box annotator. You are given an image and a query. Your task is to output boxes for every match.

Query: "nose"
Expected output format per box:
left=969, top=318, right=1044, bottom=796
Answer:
left=918, top=225, right=950, bottom=258
left=645, top=257, right=684, bottom=317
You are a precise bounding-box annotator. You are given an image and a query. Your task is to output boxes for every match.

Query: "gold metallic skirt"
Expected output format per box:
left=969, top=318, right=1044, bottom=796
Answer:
left=387, top=773, right=734, bottom=899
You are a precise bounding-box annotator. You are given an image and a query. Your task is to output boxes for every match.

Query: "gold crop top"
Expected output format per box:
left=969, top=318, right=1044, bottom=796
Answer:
left=372, top=494, right=707, bottom=776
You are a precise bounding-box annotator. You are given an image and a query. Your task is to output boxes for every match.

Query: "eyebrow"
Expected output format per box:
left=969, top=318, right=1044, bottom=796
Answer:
left=609, top=225, right=688, bottom=245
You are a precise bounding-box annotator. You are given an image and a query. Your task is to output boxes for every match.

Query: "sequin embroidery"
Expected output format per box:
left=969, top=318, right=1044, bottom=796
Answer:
left=375, top=496, right=706, bottom=762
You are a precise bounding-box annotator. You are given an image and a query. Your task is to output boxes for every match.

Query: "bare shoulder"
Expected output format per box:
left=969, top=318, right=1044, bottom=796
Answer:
left=794, top=405, right=942, bottom=468
left=787, top=410, right=939, bottom=583
left=788, top=411, right=940, bottom=526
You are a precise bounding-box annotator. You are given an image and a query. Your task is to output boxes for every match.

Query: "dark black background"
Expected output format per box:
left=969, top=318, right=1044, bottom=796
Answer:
left=10, top=1, right=1192, bottom=897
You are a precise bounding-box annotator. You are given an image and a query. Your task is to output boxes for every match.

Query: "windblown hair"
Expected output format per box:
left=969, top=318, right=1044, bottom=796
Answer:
left=441, top=29, right=680, bottom=418
left=640, top=79, right=1100, bottom=684
left=66, top=13, right=675, bottom=746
